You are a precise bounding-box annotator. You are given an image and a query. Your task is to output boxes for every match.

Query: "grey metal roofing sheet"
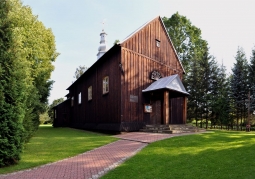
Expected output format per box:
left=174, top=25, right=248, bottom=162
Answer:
left=142, top=74, right=189, bottom=95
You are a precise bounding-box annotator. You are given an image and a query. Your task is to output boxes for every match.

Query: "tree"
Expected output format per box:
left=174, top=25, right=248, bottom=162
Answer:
left=163, top=13, right=209, bottom=126
left=39, top=111, right=51, bottom=124
left=13, top=0, right=58, bottom=141
left=230, top=47, right=249, bottom=130
left=0, top=0, right=26, bottom=167
left=73, top=65, right=87, bottom=80
left=185, top=53, right=200, bottom=125
left=113, top=39, right=120, bottom=45
left=249, top=47, right=255, bottom=112
left=210, top=63, right=231, bottom=129
left=0, top=0, right=58, bottom=167
left=198, top=49, right=219, bottom=129
left=163, top=13, right=207, bottom=73
left=48, top=98, right=65, bottom=123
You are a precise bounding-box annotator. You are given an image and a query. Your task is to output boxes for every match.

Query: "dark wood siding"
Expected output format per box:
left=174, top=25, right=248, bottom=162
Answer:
left=121, top=17, right=183, bottom=76
left=120, top=17, right=185, bottom=128
left=55, top=16, right=187, bottom=131
left=121, top=49, right=180, bottom=125
left=53, top=99, right=70, bottom=127
left=68, top=46, right=122, bottom=130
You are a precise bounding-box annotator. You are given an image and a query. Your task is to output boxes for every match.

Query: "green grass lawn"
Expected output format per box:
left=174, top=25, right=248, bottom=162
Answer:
left=0, top=125, right=117, bottom=174
left=102, top=131, right=255, bottom=179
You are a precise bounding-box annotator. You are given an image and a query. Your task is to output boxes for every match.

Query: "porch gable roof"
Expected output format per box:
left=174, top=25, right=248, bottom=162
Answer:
left=142, top=74, right=189, bottom=96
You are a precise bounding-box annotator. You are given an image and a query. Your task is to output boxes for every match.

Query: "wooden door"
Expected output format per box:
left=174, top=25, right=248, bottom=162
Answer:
left=170, top=98, right=184, bottom=124
left=151, top=100, right=162, bottom=124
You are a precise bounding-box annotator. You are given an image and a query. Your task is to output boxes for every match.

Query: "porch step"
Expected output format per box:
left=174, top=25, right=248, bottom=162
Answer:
left=140, top=124, right=205, bottom=134
left=169, top=124, right=206, bottom=133
left=140, top=128, right=173, bottom=134
left=140, top=125, right=172, bottom=134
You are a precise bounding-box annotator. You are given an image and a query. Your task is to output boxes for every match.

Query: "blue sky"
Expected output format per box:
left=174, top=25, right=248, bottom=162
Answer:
left=21, top=0, right=255, bottom=104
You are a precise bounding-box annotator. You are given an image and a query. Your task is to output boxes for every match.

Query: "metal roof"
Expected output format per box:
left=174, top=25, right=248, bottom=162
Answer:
left=142, top=74, right=189, bottom=95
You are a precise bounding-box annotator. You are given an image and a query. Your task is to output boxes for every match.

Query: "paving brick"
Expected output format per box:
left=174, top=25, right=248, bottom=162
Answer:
left=0, top=132, right=199, bottom=179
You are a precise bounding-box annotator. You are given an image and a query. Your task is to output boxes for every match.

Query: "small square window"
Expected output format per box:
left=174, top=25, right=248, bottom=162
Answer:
left=103, top=76, right=109, bottom=94
left=78, top=92, right=81, bottom=104
left=156, top=39, right=160, bottom=47
left=88, top=86, right=92, bottom=101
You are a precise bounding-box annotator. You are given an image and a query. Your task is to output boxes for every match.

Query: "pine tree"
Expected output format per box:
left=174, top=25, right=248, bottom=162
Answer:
left=248, top=47, right=255, bottom=124
left=230, top=47, right=249, bottom=130
left=210, top=63, right=231, bottom=129
left=163, top=13, right=208, bottom=126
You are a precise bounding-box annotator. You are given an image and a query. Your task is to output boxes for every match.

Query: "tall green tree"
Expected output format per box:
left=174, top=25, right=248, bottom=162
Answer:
left=185, top=54, right=200, bottom=125
left=210, top=63, right=231, bottom=129
left=248, top=47, right=255, bottom=113
left=0, top=0, right=29, bottom=167
left=163, top=13, right=232, bottom=129
left=230, top=47, right=249, bottom=130
left=11, top=0, right=58, bottom=141
left=198, top=49, right=219, bottom=129
left=163, top=13, right=209, bottom=126
left=163, top=13, right=207, bottom=73
left=0, top=0, right=58, bottom=167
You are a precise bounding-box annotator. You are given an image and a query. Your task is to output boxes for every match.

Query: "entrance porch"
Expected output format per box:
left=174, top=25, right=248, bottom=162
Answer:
left=142, top=74, right=189, bottom=126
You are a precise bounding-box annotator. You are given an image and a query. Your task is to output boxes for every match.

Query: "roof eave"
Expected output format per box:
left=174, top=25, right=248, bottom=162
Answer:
left=66, top=44, right=120, bottom=90
left=142, top=88, right=189, bottom=96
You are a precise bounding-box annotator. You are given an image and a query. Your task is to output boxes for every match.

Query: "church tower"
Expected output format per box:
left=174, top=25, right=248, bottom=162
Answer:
left=97, top=29, right=108, bottom=60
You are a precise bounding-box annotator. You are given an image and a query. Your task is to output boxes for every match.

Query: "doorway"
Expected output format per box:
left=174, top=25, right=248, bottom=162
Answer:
left=151, top=100, right=162, bottom=124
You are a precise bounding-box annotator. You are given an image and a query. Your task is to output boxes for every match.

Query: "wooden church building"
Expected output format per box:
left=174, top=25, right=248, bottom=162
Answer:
left=53, top=16, right=189, bottom=132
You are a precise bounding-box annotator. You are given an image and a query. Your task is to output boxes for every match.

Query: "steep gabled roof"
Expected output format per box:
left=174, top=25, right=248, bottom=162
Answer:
left=66, top=44, right=119, bottom=90
left=142, top=74, right=189, bottom=96
left=119, top=16, right=185, bottom=74
left=67, top=16, right=186, bottom=90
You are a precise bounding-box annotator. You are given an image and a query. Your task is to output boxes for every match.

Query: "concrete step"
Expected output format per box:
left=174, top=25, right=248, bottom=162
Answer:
left=140, top=124, right=206, bottom=134
left=145, top=127, right=170, bottom=130
left=171, top=129, right=197, bottom=134
left=140, top=128, right=172, bottom=133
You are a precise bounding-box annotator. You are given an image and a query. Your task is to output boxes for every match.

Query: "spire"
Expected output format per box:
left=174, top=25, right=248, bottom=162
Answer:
left=97, top=29, right=108, bottom=60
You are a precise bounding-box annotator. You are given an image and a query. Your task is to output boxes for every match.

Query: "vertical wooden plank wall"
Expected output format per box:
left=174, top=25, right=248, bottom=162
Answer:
left=120, top=17, right=185, bottom=125
left=122, top=17, right=183, bottom=77
left=68, top=47, right=121, bottom=129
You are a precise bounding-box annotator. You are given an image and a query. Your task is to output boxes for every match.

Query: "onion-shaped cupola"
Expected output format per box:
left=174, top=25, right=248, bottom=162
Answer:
left=97, top=29, right=108, bottom=60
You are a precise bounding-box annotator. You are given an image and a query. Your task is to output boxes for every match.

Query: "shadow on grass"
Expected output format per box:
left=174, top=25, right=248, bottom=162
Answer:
left=0, top=125, right=117, bottom=174
left=102, top=131, right=255, bottom=179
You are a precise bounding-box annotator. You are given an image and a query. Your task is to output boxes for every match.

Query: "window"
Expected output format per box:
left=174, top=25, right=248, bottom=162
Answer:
left=71, top=97, right=74, bottom=106
left=156, top=39, right=160, bottom=47
left=88, top=86, right=92, bottom=101
left=54, top=110, right=57, bottom=118
left=78, top=92, right=81, bottom=104
left=103, top=76, right=109, bottom=94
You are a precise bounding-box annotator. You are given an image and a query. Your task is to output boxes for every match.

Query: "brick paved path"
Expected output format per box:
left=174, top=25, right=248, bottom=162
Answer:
left=0, top=132, right=196, bottom=179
